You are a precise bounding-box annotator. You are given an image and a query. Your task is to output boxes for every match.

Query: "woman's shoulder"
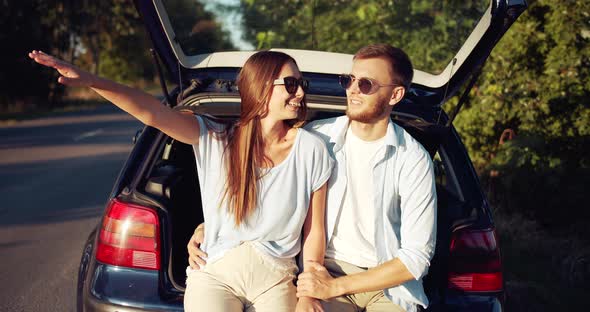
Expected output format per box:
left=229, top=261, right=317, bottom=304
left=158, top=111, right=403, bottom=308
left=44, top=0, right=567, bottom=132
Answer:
left=297, top=127, right=330, bottom=151
left=196, top=114, right=229, bottom=133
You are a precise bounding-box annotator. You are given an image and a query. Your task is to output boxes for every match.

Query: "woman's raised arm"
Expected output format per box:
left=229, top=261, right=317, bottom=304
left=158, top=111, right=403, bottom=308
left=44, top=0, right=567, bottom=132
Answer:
left=28, top=50, right=200, bottom=145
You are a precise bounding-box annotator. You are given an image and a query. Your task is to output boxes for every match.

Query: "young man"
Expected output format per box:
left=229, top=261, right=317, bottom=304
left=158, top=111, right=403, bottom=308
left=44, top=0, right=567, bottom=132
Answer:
left=188, top=44, right=436, bottom=312
left=294, top=44, right=436, bottom=312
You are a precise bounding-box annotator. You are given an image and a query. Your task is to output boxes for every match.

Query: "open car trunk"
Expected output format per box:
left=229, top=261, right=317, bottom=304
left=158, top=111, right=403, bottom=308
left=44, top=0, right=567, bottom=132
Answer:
left=141, top=135, right=204, bottom=290
left=136, top=106, right=482, bottom=309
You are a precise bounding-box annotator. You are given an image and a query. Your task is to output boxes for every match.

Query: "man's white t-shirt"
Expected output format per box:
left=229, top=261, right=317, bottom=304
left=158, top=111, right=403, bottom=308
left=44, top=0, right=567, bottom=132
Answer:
left=326, top=126, right=385, bottom=268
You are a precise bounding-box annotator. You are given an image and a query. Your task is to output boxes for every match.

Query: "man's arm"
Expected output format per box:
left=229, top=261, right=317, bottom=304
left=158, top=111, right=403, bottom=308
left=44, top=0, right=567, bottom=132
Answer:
left=297, top=257, right=415, bottom=299
left=187, top=223, right=207, bottom=269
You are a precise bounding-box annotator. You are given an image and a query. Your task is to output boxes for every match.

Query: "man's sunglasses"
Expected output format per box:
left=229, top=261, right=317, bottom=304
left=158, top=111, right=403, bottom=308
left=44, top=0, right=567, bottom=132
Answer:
left=273, top=76, right=310, bottom=94
left=338, top=74, right=399, bottom=95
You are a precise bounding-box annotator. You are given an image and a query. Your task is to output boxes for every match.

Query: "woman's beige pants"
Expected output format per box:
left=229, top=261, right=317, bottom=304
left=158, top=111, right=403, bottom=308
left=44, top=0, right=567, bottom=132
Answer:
left=184, top=242, right=298, bottom=312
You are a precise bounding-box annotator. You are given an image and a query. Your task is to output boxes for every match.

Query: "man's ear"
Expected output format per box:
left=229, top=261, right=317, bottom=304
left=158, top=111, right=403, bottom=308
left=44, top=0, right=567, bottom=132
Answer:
left=388, top=86, right=406, bottom=106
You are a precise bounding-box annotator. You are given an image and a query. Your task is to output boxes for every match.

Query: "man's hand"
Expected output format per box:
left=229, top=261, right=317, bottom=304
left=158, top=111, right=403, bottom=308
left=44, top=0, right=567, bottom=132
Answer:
left=295, top=297, right=324, bottom=312
left=187, top=224, right=207, bottom=269
left=297, top=262, right=342, bottom=300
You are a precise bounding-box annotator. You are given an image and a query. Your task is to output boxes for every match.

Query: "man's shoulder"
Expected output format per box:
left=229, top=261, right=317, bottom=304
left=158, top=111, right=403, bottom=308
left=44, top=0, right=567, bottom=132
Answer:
left=393, top=122, right=432, bottom=160
left=304, top=116, right=344, bottom=132
left=303, top=115, right=347, bottom=143
left=298, top=127, right=330, bottom=149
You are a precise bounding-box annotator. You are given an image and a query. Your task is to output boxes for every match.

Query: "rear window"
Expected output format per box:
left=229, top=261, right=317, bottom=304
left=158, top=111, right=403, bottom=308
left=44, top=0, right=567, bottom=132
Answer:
left=162, top=0, right=489, bottom=75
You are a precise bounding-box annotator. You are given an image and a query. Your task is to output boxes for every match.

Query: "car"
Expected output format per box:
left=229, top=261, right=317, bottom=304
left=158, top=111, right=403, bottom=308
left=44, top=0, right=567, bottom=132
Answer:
left=76, top=0, right=528, bottom=311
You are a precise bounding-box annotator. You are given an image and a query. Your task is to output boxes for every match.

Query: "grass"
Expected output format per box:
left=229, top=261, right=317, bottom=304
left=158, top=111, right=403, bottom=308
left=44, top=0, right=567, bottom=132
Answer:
left=494, top=209, right=588, bottom=310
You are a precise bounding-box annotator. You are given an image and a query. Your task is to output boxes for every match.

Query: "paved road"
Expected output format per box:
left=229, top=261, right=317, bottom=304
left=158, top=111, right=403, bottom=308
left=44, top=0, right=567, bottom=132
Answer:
left=0, top=105, right=143, bottom=311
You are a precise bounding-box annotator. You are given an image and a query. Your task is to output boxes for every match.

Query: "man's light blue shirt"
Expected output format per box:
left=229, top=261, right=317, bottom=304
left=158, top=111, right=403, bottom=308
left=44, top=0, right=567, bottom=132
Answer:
left=305, top=115, right=437, bottom=311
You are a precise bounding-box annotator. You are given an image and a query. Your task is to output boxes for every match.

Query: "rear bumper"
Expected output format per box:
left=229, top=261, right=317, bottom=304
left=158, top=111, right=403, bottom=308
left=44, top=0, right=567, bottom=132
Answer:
left=82, top=262, right=183, bottom=312
left=81, top=263, right=502, bottom=312
left=429, top=294, right=503, bottom=312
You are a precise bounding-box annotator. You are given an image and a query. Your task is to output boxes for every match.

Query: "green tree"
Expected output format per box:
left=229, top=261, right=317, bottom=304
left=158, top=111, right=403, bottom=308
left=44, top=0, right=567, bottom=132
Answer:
left=1, top=0, right=73, bottom=110
left=239, top=0, right=485, bottom=74
left=1, top=0, right=234, bottom=112
left=162, top=0, right=234, bottom=55
left=454, top=0, right=589, bottom=225
left=75, top=0, right=154, bottom=83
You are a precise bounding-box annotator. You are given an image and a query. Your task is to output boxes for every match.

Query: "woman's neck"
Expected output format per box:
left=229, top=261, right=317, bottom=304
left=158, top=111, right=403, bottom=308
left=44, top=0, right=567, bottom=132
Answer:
left=260, top=118, right=289, bottom=145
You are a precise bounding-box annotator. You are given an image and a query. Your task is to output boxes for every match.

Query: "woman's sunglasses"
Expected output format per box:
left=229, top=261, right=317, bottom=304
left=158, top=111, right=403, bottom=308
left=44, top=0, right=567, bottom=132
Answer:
left=338, top=74, right=399, bottom=95
left=273, top=76, right=310, bottom=94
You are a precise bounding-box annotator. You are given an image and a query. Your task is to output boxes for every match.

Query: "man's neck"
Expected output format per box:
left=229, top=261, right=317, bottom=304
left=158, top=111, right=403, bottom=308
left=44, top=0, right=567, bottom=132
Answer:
left=349, top=116, right=389, bottom=141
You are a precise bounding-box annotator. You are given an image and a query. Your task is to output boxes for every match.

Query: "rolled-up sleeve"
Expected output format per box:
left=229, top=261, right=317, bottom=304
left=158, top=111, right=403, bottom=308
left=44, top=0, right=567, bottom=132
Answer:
left=310, top=141, right=334, bottom=192
left=396, top=148, right=437, bottom=280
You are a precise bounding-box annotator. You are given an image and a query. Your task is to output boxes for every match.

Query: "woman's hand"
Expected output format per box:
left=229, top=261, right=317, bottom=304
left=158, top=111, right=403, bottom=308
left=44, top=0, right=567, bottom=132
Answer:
left=28, top=50, right=96, bottom=87
left=295, top=297, right=324, bottom=312
left=28, top=50, right=201, bottom=145
left=187, top=223, right=208, bottom=269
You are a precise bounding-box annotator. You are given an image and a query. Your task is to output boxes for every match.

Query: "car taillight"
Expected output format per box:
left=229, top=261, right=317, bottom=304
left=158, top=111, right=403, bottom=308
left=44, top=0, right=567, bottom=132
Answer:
left=448, top=228, right=502, bottom=292
left=96, top=199, right=160, bottom=270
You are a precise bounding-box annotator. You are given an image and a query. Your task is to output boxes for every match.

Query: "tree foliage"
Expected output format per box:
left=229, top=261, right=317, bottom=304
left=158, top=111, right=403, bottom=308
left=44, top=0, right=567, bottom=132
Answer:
left=1, top=1, right=61, bottom=109
left=455, top=0, right=589, bottom=226
left=1, top=0, right=232, bottom=110
left=163, top=0, right=234, bottom=55
left=239, top=0, right=485, bottom=74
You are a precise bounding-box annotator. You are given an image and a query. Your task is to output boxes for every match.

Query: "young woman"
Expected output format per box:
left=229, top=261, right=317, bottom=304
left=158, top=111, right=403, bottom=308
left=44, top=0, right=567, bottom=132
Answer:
left=29, top=50, right=331, bottom=312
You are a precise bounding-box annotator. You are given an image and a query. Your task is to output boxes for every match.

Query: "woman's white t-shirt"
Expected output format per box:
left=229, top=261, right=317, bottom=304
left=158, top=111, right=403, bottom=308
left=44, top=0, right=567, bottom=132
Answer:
left=192, top=115, right=334, bottom=264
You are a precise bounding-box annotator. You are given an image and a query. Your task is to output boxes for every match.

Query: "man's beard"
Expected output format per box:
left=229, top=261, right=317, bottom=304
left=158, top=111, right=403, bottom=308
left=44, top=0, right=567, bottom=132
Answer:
left=346, top=99, right=387, bottom=123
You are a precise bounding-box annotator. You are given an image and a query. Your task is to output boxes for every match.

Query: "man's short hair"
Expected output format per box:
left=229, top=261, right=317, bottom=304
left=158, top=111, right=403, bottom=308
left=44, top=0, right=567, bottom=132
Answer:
left=353, top=44, right=414, bottom=91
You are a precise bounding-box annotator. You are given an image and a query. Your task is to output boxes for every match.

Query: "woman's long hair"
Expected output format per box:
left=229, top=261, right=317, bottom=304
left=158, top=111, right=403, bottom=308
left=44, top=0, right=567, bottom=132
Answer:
left=221, top=51, right=307, bottom=226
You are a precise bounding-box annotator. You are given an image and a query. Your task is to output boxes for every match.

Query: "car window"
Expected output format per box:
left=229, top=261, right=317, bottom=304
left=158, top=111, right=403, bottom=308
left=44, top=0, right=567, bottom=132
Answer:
left=161, top=0, right=489, bottom=75
left=434, top=148, right=463, bottom=203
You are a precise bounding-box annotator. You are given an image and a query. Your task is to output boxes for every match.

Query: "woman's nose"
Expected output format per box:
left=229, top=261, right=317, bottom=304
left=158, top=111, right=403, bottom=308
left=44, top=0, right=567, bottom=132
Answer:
left=295, top=85, right=305, bottom=98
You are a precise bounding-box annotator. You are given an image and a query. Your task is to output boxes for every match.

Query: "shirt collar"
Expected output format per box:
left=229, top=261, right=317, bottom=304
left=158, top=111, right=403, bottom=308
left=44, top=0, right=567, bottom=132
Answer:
left=331, top=116, right=402, bottom=152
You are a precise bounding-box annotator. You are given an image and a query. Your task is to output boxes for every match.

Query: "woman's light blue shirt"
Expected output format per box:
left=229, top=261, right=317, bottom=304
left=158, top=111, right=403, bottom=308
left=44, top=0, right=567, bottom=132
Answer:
left=192, top=116, right=333, bottom=264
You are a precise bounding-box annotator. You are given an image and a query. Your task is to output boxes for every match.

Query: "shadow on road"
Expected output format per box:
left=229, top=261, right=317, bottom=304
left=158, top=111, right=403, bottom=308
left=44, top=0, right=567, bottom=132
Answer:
left=0, top=116, right=141, bottom=152
left=0, top=149, right=133, bottom=227
left=0, top=105, right=146, bottom=226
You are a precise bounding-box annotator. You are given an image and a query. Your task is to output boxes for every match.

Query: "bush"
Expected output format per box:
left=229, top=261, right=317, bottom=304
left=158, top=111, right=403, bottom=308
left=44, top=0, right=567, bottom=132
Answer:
left=485, top=134, right=589, bottom=229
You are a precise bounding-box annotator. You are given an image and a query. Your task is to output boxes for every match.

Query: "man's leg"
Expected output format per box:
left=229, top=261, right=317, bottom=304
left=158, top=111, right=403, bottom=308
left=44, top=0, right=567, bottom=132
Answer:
left=320, top=258, right=364, bottom=312
left=365, top=291, right=406, bottom=312
left=321, top=295, right=358, bottom=312
left=321, top=258, right=408, bottom=312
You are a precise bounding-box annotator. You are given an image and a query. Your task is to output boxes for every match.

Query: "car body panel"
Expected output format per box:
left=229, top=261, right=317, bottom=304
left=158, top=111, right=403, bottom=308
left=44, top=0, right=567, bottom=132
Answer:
left=88, top=263, right=183, bottom=311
